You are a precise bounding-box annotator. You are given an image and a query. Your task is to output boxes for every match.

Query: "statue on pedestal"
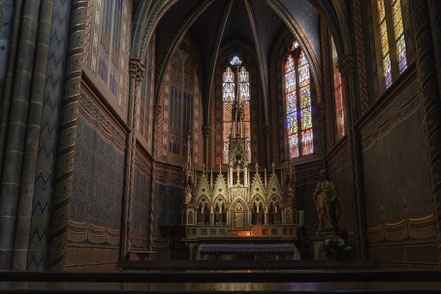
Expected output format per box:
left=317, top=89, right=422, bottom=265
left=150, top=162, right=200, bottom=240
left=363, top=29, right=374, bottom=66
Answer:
left=184, top=135, right=194, bottom=205
left=313, top=170, right=340, bottom=234
left=286, top=158, right=295, bottom=203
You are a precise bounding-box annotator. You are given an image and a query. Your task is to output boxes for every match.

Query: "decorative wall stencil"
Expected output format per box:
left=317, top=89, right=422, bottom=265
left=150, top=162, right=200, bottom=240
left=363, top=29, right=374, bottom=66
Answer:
left=360, top=78, right=419, bottom=152
left=361, top=78, right=433, bottom=231
left=352, top=0, right=369, bottom=114
left=137, top=34, right=155, bottom=153
left=158, top=35, right=203, bottom=165
left=82, top=0, right=131, bottom=118
left=27, top=0, right=72, bottom=272
left=131, top=150, right=152, bottom=249
left=69, top=91, right=125, bottom=245
left=151, top=164, right=184, bottom=244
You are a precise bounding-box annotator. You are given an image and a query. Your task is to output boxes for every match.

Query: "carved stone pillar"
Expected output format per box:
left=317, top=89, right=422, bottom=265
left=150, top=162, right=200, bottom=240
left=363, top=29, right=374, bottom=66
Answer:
left=202, top=124, right=211, bottom=168
left=263, top=122, right=271, bottom=168
left=148, top=104, right=161, bottom=250
left=338, top=54, right=368, bottom=258
left=120, top=59, right=144, bottom=262
left=47, top=0, right=87, bottom=271
left=410, top=0, right=441, bottom=264
left=427, top=0, right=441, bottom=99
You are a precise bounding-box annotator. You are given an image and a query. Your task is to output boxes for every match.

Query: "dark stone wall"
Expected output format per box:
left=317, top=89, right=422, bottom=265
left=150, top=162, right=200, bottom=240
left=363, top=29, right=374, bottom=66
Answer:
left=361, top=78, right=432, bottom=226
left=360, top=74, right=436, bottom=265
left=131, top=150, right=152, bottom=249
left=151, top=164, right=184, bottom=243
left=295, top=160, right=325, bottom=236
left=66, top=90, right=126, bottom=271
left=327, top=139, right=357, bottom=237
left=71, top=92, right=125, bottom=231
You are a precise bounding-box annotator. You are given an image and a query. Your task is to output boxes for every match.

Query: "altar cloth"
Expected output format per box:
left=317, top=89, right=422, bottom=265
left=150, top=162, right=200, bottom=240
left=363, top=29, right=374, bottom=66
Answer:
left=197, top=243, right=300, bottom=260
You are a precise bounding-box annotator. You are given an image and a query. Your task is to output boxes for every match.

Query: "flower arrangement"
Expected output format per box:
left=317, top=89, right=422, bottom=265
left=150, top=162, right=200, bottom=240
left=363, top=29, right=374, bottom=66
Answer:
left=320, top=236, right=354, bottom=262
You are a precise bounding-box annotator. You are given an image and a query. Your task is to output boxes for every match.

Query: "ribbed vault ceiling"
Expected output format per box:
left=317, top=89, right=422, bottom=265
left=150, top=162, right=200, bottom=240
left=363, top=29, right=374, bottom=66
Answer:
left=154, top=0, right=320, bottom=116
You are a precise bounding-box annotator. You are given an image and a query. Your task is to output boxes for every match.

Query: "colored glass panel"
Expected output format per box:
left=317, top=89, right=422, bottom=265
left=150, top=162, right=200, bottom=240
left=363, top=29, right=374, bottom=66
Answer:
left=284, top=54, right=299, bottom=158
left=392, top=0, right=407, bottom=73
left=301, top=129, right=313, bottom=155
left=331, top=36, right=345, bottom=140
left=229, top=55, right=243, bottom=66
left=377, top=0, right=392, bottom=88
left=288, top=135, right=299, bottom=158
left=289, top=40, right=300, bottom=51
left=223, top=67, right=235, bottom=164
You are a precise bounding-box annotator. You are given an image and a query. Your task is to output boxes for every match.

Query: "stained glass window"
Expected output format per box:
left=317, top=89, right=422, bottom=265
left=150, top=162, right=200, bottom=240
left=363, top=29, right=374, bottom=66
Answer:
left=222, top=65, right=251, bottom=163
left=331, top=38, right=345, bottom=139
left=223, top=67, right=235, bottom=164
left=284, top=48, right=314, bottom=158
left=284, top=55, right=298, bottom=158
left=391, top=0, right=407, bottom=73
left=377, top=0, right=392, bottom=88
left=239, top=67, right=251, bottom=162
left=298, top=52, right=313, bottom=155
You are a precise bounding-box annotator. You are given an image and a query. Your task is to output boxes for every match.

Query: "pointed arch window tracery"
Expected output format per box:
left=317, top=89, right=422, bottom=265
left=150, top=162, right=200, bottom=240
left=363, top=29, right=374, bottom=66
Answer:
left=373, top=0, right=408, bottom=89
left=284, top=43, right=313, bottom=158
left=222, top=65, right=251, bottom=164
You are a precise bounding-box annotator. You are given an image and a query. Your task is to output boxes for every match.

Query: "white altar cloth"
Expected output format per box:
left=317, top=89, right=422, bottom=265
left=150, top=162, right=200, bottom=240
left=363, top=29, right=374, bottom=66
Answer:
left=197, top=243, right=300, bottom=260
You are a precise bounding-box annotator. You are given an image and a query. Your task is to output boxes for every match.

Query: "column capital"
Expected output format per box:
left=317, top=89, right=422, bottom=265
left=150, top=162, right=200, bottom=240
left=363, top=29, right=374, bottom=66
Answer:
left=129, top=59, right=145, bottom=82
left=338, top=54, right=355, bottom=77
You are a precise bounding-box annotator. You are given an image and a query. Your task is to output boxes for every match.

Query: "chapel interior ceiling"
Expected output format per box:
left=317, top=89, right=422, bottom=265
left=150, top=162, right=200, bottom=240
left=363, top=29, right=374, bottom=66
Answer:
left=154, top=0, right=320, bottom=105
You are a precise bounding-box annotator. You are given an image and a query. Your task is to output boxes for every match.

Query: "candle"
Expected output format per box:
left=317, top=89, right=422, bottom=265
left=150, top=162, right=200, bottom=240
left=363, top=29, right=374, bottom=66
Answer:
left=299, top=210, right=305, bottom=227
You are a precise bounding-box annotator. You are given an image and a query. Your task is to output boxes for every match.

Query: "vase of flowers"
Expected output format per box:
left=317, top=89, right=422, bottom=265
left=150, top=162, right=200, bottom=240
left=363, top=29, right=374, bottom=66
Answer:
left=320, top=235, right=354, bottom=262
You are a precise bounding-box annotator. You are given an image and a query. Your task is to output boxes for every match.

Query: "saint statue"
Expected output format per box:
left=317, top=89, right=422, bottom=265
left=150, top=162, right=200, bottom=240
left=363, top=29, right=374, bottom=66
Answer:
left=313, top=170, right=340, bottom=233
left=286, top=158, right=295, bottom=203
left=184, top=177, right=193, bottom=204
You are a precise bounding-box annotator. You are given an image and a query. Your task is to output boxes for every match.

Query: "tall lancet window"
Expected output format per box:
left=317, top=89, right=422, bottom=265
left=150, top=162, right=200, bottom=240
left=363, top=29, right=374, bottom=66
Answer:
left=239, top=67, right=251, bottom=162
left=373, top=0, right=407, bottom=89
left=284, top=41, right=313, bottom=158
left=222, top=57, right=251, bottom=164
left=222, top=67, right=235, bottom=164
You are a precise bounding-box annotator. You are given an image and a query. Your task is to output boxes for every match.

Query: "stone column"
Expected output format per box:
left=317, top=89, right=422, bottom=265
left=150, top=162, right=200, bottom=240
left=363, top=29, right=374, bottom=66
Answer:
left=47, top=0, right=88, bottom=271
left=0, top=0, right=54, bottom=270
left=148, top=104, right=162, bottom=250
left=427, top=0, right=441, bottom=99
left=410, top=0, right=441, bottom=264
left=338, top=54, right=368, bottom=259
left=13, top=0, right=54, bottom=271
left=120, top=59, right=145, bottom=262
left=264, top=122, right=271, bottom=168
left=202, top=124, right=211, bottom=168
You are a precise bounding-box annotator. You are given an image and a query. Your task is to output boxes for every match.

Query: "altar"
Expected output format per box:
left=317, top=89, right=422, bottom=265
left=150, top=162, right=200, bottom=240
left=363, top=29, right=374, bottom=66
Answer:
left=179, top=57, right=302, bottom=261
left=196, top=243, right=300, bottom=260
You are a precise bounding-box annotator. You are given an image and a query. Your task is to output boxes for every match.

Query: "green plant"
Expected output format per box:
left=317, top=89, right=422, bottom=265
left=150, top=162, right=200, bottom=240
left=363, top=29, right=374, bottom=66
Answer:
left=320, top=236, right=354, bottom=262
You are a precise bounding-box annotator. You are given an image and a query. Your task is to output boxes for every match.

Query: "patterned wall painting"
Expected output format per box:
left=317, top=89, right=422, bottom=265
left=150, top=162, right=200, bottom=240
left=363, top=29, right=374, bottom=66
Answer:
left=151, top=164, right=184, bottom=243
left=137, top=34, right=155, bottom=153
left=69, top=91, right=126, bottom=246
left=159, top=36, right=203, bottom=166
left=82, top=0, right=131, bottom=119
left=131, top=151, right=152, bottom=250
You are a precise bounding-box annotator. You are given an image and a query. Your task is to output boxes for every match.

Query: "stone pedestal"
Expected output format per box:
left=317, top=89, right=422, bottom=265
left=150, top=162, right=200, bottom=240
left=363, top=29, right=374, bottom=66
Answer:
left=312, top=231, right=338, bottom=260
left=313, top=239, right=324, bottom=260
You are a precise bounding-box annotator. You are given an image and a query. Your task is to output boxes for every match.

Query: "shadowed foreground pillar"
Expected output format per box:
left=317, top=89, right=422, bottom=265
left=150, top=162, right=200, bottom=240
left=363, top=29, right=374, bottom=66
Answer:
left=47, top=0, right=87, bottom=271
left=411, top=0, right=441, bottom=265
